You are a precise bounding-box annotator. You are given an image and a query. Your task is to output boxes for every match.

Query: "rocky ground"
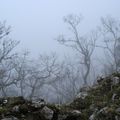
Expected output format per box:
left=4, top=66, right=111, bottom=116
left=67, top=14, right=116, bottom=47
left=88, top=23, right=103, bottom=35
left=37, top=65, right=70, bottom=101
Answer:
left=1, top=72, right=120, bottom=120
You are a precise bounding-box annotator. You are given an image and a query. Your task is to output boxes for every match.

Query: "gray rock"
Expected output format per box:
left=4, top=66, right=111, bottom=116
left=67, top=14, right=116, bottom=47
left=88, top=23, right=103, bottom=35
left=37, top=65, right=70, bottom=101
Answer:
left=89, top=113, right=96, bottom=120
left=32, top=99, right=46, bottom=108
left=12, top=105, right=20, bottom=112
left=89, top=109, right=98, bottom=120
left=98, top=107, right=108, bottom=114
left=116, top=108, right=120, bottom=113
left=64, top=110, right=82, bottom=120
left=89, top=104, right=95, bottom=111
left=76, top=92, right=88, bottom=99
left=71, top=110, right=81, bottom=116
left=41, top=106, right=54, bottom=120
left=115, top=115, right=120, bottom=120
left=80, top=85, right=90, bottom=92
left=0, top=99, right=8, bottom=106
left=112, top=93, right=119, bottom=101
left=2, top=117, right=18, bottom=120
left=111, top=76, right=120, bottom=85
left=58, top=115, right=67, bottom=120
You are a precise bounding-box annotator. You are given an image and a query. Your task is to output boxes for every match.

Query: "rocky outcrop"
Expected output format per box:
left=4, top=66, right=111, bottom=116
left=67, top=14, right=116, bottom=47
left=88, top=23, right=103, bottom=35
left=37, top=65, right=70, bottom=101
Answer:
left=70, top=72, right=120, bottom=120
left=1, top=72, right=120, bottom=120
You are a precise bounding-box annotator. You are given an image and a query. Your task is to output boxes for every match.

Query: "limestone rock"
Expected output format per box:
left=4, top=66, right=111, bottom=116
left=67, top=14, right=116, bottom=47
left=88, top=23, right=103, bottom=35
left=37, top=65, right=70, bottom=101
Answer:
left=12, top=105, right=20, bottom=112
left=64, top=110, right=82, bottom=120
left=41, top=106, right=54, bottom=120
left=58, top=115, right=67, bottom=120
left=111, top=76, right=120, bottom=85
left=76, top=92, right=88, bottom=99
left=1, top=117, right=18, bottom=120
left=71, top=110, right=81, bottom=116
left=32, top=99, right=46, bottom=108
left=116, top=107, right=120, bottom=113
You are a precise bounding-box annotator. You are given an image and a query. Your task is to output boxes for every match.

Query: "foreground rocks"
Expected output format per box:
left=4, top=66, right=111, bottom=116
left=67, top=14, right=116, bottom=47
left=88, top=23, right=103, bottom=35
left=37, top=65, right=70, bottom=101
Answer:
left=1, top=72, right=120, bottom=120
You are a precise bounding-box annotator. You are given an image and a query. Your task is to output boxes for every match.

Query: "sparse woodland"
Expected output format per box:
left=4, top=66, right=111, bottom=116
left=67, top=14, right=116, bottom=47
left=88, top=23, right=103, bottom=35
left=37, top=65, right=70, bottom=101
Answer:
left=0, top=15, right=120, bottom=103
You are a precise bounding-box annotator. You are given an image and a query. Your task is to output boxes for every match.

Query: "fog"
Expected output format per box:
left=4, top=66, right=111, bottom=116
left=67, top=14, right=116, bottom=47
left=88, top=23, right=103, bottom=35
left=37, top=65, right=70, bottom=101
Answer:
left=0, top=0, right=120, bottom=57
left=0, top=1, right=120, bottom=103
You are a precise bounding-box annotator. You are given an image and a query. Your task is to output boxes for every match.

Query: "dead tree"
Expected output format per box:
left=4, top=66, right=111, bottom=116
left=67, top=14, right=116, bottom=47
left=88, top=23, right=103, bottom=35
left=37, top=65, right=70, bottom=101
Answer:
left=57, top=14, right=97, bottom=85
left=98, top=16, right=120, bottom=73
left=25, top=53, right=61, bottom=100
left=12, top=51, right=30, bottom=96
left=51, top=60, right=80, bottom=103
left=0, top=21, right=19, bottom=96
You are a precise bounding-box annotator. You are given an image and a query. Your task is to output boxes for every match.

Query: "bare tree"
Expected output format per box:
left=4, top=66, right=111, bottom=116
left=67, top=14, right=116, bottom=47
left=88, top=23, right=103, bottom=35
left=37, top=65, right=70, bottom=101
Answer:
left=25, top=53, right=61, bottom=100
left=98, top=16, right=120, bottom=73
left=0, top=21, right=19, bottom=96
left=51, top=60, right=81, bottom=104
left=12, top=51, right=30, bottom=96
left=57, top=14, right=97, bottom=85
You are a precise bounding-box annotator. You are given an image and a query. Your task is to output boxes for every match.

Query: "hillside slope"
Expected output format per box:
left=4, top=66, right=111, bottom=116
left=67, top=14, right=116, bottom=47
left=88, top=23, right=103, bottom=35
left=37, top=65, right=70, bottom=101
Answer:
left=0, top=72, right=120, bottom=120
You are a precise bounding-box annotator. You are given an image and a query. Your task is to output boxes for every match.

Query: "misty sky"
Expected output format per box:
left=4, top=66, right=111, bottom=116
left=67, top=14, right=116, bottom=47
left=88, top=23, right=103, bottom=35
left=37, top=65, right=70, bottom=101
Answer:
left=0, top=0, right=120, bottom=57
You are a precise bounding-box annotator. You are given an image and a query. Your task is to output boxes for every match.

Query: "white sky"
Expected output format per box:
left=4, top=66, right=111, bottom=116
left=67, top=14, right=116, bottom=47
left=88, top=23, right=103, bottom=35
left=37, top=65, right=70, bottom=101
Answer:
left=0, top=0, right=120, bottom=57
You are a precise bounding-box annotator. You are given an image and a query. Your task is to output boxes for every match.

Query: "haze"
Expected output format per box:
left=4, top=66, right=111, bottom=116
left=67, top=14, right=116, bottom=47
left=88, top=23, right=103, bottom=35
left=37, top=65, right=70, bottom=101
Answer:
left=0, top=0, right=120, bottom=57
